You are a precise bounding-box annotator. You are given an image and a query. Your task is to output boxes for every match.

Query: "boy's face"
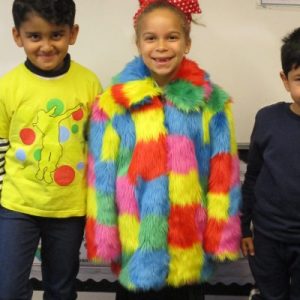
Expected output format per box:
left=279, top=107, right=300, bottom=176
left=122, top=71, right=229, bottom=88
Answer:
left=12, top=13, right=79, bottom=71
left=280, top=66, right=300, bottom=115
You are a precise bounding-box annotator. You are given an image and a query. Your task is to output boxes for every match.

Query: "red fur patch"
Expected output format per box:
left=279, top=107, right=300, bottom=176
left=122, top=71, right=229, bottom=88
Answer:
left=203, top=218, right=225, bottom=253
left=209, top=153, right=231, bottom=193
left=175, top=58, right=205, bottom=86
left=168, top=204, right=200, bottom=248
left=131, top=96, right=163, bottom=112
left=85, top=218, right=97, bottom=259
left=111, top=84, right=130, bottom=108
left=111, top=261, right=121, bottom=276
left=128, top=134, right=167, bottom=184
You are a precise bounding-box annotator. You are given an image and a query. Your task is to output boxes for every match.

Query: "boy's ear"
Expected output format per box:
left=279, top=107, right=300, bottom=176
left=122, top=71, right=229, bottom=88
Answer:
left=280, top=71, right=290, bottom=92
left=69, top=24, right=79, bottom=45
left=12, top=27, right=23, bottom=47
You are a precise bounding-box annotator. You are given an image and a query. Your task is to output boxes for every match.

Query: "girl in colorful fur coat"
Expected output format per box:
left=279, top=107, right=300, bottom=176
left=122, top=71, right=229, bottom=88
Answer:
left=86, top=0, right=241, bottom=299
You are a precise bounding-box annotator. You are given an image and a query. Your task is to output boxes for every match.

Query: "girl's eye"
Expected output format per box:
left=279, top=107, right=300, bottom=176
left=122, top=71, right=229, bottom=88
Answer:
left=169, top=35, right=179, bottom=41
left=145, top=36, right=155, bottom=41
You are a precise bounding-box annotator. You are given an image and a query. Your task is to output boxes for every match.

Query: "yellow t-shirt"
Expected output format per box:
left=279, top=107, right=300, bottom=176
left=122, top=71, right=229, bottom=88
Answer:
left=0, top=61, right=101, bottom=217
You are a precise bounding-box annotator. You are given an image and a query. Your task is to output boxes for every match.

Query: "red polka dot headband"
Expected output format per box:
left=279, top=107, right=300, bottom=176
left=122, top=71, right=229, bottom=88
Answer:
left=133, top=0, right=201, bottom=25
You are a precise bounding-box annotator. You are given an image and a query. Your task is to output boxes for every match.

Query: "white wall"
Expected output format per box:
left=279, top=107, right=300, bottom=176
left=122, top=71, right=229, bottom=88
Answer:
left=1, top=0, right=300, bottom=143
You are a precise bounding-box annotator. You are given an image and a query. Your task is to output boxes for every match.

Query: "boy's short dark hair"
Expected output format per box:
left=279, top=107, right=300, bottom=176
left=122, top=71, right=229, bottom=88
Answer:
left=281, top=27, right=300, bottom=76
left=12, top=0, right=76, bottom=30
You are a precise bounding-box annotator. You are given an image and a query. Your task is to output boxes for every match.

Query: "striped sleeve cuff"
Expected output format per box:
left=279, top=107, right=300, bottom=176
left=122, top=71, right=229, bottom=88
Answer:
left=0, top=138, right=9, bottom=193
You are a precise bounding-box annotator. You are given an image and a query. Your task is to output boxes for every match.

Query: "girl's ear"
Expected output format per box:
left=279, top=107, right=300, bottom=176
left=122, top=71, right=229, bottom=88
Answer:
left=135, top=37, right=142, bottom=55
left=185, top=38, right=191, bottom=55
left=280, top=71, right=290, bottom=92
left=69, top=24, right=79, bottom=45
left=12, top=27, right=23, bottom=47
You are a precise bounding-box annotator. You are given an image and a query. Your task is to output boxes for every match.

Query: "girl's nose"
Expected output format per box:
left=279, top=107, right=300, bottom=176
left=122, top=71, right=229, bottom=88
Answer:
left=157, top=39, right=167, bottom=51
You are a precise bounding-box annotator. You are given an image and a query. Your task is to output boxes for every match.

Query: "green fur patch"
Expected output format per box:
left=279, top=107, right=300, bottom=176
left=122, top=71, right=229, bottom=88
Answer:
left=97, top=192, right=117, bottom=225
left=164, top=80, right=205, bottom=112
left=206, top=85, right=229, bottom=112
left=139, top=216, right=168, bottom=250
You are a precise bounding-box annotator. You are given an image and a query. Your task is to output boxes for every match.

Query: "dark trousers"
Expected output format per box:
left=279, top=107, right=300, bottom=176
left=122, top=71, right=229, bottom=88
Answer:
left=249, top=230, right=300, bottom=300
left=0, top=206, right=85, bottom=300
left=116, top=284, right=204, bottom=300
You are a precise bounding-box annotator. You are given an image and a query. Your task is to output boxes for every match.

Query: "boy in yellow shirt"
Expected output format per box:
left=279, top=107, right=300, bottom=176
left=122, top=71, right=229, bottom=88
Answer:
left=0, top=0, right=101, bottom=298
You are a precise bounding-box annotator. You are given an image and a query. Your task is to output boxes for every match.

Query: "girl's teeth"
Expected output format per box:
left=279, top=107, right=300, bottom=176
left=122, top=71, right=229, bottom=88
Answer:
left=156, top=58, right=168, bottom=62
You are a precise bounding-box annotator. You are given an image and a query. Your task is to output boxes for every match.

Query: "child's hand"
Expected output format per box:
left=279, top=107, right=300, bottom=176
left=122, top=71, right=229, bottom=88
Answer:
left=241, top=237, right=255, bottom=257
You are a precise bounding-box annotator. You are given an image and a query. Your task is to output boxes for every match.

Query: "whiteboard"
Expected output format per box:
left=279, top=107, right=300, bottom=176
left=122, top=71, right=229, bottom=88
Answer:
left=1, top=0, right=300, bottom=143
left=262, top=0, right=300, bottom=5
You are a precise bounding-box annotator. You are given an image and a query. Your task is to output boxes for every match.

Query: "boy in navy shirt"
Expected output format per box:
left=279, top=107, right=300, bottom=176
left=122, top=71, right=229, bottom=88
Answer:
left=241, top=27, right=300, bottom=300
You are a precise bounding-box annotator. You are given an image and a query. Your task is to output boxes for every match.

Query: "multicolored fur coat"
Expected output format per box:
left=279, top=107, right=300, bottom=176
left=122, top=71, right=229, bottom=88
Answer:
left=86, top=56, right=241, bottom=291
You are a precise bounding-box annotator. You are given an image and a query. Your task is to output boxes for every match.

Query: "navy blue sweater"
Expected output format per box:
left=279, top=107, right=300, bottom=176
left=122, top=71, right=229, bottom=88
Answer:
left=242, top=102, right=300, bottom=243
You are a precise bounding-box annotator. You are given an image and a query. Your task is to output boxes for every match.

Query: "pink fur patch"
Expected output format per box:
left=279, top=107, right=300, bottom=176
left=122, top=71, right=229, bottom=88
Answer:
left=203, top=81, right=213, bottom=99
left=116, top=176, right=139, bottom=216
left=195, top=206, right=207, bottom=242
left=217, top=215, right=241, bottom=253
left=87, top=154, right=95, bottom=186
left=95, top=224, right=121, bottom=261
left=92, top=104, right=109, bottom=122
left=167, top=135, right=198, bottom=173
left=230, top=155, right=240, bottom=187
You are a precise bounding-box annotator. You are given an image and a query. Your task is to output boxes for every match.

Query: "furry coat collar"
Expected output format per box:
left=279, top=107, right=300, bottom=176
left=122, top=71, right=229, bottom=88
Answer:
left=109, top=56, right=229, bottom=113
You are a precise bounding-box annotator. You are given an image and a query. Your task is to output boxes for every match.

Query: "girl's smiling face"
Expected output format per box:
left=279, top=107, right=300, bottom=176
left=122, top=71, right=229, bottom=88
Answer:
left=136, top=8, right=191, bottom=87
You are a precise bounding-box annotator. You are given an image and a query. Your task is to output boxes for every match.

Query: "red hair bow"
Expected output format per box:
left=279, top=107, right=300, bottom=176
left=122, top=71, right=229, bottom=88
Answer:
left=134, top=0, right=201, bottom=25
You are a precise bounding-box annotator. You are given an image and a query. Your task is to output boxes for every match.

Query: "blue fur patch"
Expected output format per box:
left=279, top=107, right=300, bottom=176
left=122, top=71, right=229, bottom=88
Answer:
left=135, top=176, right=169, bottom=218
left=89, top=121, right=106, bottom=158
left=114, top=56, right=150, bottom=83
left=196, top=143, right=210, bottom=179
left=210, top=112, right=230, bottom=156
left=95, top=161, right=116, bottom=194
left=113, top=113, right=136, bottom=149
left=229, top=186, right=241, bottom=215
left=164, top=106, right=201, bottom=138
left=129, top=249, right=169, bottom=290
left=200, top=254, right=215, bottom=281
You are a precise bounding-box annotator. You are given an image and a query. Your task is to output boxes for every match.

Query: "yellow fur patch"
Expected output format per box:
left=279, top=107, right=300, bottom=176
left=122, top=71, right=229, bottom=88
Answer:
left=86, top=187, right=97, bottom=218
left=99, top=89, right=125, bottom=118
left=207, top=192, right=229, bottom=221
left=202, top=108, right=213, bottom=144
left=122, top=78, right=161, bottom=106
left=167, top=244, right=203, bottom=286
left=132, top=107, right=166, bottom=142
left=119, top=214, right=140, bottom=252
left=102, top=123, right=120, bottom=161
left=215, top=251, right=240, bottom=262
left=224, top=102, right=238, bottom=155
left=169, top=170, right=202, bottom=206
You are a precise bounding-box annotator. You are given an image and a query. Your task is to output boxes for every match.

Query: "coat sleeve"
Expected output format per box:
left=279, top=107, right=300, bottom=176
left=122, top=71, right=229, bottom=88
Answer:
left=203, top=99, right=241, bottom=261
left=85, top=97, right=121, bottom=263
